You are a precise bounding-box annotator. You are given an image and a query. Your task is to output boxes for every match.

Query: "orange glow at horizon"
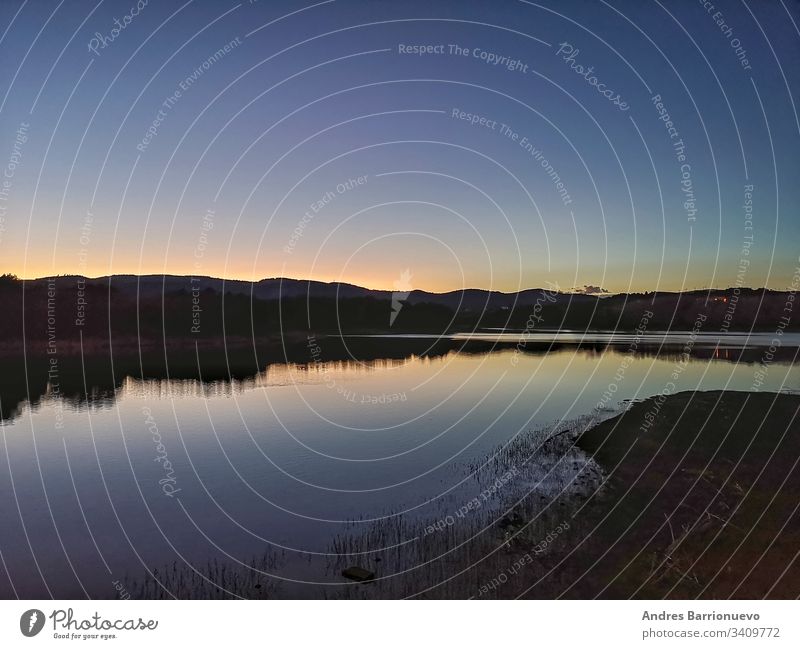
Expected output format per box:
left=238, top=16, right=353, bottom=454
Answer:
left=3, top=247, right=793, bottom=294
left=4, top=258, right=792, bottom=294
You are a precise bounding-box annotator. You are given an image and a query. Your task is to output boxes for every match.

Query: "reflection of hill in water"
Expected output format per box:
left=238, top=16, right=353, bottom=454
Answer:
left=1, top=335, right=796, bottom=425
left=119, top=356, right=424, bottom=398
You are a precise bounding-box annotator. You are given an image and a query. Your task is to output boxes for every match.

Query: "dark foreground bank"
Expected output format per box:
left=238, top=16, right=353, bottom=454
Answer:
left=572, top=390, right=800, bottom=598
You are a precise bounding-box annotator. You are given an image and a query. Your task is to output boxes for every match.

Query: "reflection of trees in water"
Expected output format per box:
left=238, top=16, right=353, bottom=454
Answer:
left=1, top=336, right=796, bottom=425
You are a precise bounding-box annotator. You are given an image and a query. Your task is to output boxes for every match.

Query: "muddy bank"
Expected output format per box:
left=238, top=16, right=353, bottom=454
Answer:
left=571, top=390, right=800, bottom=598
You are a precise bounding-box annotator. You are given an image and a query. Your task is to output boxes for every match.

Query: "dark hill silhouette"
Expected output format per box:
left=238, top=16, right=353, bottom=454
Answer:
left=0, top=273, right=795, bottom=356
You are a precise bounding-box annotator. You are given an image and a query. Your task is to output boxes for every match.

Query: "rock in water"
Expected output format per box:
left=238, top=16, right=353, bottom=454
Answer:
left=342, top=566, right=375, bottom=582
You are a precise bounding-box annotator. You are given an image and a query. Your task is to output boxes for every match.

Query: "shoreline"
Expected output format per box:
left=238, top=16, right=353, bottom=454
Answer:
left=4, top=327, right=799, bottom=358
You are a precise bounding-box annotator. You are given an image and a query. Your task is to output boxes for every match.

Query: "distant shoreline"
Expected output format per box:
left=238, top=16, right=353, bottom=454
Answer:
left=3, top=275, right=797, bottom=349
left=3, top=327, right=798, bottom=358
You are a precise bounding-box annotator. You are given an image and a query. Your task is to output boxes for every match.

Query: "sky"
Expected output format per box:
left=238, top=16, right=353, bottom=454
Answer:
left=0, top=0, right=798, bottom=293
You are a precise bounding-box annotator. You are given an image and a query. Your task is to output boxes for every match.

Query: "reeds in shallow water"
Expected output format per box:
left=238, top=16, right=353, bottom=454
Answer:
left=125, top=417, right=608, bottom=599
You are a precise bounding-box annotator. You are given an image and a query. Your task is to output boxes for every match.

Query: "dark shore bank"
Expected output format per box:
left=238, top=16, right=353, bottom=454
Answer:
left=570, top=390, right=800, bottom=599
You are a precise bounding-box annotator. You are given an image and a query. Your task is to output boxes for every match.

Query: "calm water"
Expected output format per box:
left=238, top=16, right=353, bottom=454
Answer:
left=1, top=332, right=798, bottom=597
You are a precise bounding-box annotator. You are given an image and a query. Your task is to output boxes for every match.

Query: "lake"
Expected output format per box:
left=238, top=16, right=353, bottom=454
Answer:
left=1, top=331, right=798, bottom=597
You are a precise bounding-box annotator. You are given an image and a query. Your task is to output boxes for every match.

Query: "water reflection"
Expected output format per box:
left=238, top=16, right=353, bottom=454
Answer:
left=2, top=332, right=798, bottom=425
left=1, top=333, right=799, bottom=598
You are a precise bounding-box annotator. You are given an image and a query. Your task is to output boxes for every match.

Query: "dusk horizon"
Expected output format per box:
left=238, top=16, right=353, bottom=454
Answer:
left=5, top=269, right=797, bottom=296
left=1, top=0, right=799, bottom=636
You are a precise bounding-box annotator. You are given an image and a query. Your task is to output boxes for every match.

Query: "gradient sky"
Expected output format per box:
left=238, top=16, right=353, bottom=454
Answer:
left=0, top=0, right=798, bottom=293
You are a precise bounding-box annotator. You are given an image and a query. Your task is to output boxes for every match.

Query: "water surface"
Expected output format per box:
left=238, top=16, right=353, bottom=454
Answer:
left=1, top=332, right=798, bottom=597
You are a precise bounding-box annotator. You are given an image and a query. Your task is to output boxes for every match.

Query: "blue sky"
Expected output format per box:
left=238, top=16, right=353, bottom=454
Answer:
left=0, top=0, right=798, bottom=292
